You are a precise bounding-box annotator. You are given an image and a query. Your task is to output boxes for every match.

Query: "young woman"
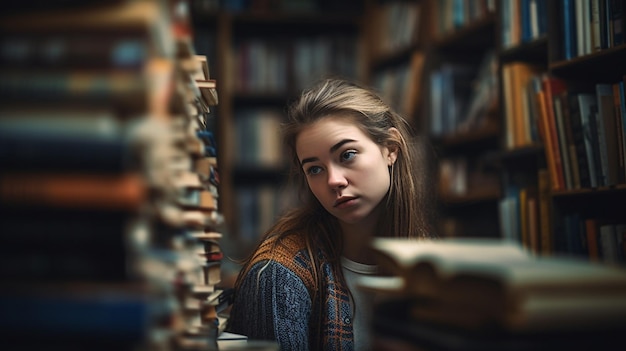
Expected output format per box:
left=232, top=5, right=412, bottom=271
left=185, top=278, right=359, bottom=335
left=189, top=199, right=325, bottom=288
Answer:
left=226, top=79, right=437, bottom=350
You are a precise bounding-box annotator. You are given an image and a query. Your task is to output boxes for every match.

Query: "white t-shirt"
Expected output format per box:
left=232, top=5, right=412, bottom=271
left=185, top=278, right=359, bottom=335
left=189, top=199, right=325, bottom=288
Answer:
left=341, top=256, right=377, bottom=351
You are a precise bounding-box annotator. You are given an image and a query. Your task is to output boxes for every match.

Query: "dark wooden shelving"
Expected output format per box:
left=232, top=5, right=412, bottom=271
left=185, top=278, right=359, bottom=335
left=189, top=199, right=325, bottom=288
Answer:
left=437, top=122, right=500, bottom=148
left=434, top=13, right=496, bottom=52
left=549, top=44, right=626, bottom=81
left=232, top=92, right=292, bottom=107
left=369, top=42, right=422, bottom=72
left=231, top=12, right=361, bottom=36
left=232, top=165, right=289, bottom=185
left=500, top=36, right=548, bottom=64
left=440, top=187, right=502, bottom=207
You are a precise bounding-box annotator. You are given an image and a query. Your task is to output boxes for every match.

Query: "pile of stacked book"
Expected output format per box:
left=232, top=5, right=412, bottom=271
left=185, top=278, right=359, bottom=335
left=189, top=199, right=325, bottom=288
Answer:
left=0, top=1, right=229, bottom=350
left=361, top=238, right=626, bottom=351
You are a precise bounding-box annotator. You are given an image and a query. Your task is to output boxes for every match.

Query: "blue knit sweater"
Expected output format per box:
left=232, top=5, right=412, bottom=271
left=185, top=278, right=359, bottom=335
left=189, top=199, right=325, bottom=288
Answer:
left=227, top=235, right=354, bottom=350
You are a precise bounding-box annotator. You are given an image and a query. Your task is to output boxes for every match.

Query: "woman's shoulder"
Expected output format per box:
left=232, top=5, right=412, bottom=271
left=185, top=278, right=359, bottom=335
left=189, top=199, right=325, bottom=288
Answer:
left=251, top=234, right=308, bottom=266
left=248, top=233, right=317, bottom=289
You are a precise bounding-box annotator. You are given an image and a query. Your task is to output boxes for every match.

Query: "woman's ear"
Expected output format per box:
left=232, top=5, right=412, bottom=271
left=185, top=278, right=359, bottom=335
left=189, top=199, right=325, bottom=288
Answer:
left=386, top=127, right=401, bottom=166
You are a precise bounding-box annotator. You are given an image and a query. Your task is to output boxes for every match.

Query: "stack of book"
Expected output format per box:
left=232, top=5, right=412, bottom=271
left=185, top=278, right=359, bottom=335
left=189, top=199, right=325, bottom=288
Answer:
left=361, top=238, right=626, bottom=351
left=0, top=1, right=230, bottom=350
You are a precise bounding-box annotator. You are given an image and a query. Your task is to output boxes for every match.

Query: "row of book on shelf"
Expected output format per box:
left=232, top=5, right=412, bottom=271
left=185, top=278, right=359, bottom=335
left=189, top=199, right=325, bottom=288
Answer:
left=233, top=36, right=358, bottom=95
left=371, top=52, right=425, bottom=121
left=232, top=109, right=284, bottom=168
left=434, top=0, right=496, bottom=37
left=0, top=1, right=238, bottom=349
left=502, top=61, right=626, bottom=190
left=500, top=169, right=626, bottom=264
left=367, top=0, right=421, bottom=59
left=501, top=0, right=548, bottom=49
left=560, top=0, right=625, bottom=60
left=501, top=0, right=624, bottom=57
left=429, top=50, right=499, bottom=137
left=360, top=237, right=626, bottom=350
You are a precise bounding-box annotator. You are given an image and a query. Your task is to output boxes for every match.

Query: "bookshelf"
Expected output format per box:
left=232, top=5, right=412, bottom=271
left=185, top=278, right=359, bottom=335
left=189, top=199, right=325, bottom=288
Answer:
left=191, top=0, right=365, bottom=257
left=497, top=0, right=626, bottom=264
left=420, top=1, right=502, bottom=239
left=364, top=0, right=428, bottom=126
left=412, top=0, right=626, bottom=255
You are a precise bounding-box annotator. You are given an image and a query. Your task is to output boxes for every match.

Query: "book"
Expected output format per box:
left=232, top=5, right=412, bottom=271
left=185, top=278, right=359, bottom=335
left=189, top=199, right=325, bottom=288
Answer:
left=0, top=172, right=145, bottom=211
left=0, top=112, right=133, bottom=174
left=0, top=285, right=155, bottom=344
left=536, top=89, right=561, bottom=190
left=0, top=204, right=135, bottom=282
left=562, top=0, right=578, bottom=59
left=585, top=218, right=600, bottom=262
left=0, top=67, right=154, bottom=107
left=596, top=83, right=619, bottom=186
left=611, top=0, right=625, bottom=46
left=0, top=31, right=149, bottom=71
left=568, top=92, right=593, bottom=188
left=217, top=331, right=249, bottom=350
left=196, top=79, right=218, bottom=106
left=553, top=92, right=574, bottom=189
left=619, top=79, right=626, bottom=182
left=371, top=237, right=626, bottom=333
left=599, top=224, right=621, bottom=264
left=0, top=1, right=172, bottom=57
left=613, top=82, right=626, bottom=183
left=537, top=169, right=552, bottom=254
left=578, top=93, right=600, bottom=187
left=558, top=91, right=581, bottom=188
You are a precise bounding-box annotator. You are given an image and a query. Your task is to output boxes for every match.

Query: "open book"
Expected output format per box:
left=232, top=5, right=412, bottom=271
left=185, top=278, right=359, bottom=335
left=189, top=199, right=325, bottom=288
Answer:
left=364, top=238, right=626, bottom=333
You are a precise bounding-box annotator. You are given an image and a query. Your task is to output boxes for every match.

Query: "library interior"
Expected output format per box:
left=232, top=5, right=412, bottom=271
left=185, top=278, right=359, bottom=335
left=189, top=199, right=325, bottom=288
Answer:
left=1, top=0, right=626, bottom=350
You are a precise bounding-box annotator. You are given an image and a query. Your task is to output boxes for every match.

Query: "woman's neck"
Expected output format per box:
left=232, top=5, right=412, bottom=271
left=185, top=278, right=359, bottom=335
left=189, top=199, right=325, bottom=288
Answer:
left=339, top=216, right=378, bottom=265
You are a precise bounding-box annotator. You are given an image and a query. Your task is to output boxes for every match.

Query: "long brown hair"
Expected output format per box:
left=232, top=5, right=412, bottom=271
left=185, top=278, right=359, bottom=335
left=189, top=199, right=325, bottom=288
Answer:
left=232, top=78, right=437, bottom=345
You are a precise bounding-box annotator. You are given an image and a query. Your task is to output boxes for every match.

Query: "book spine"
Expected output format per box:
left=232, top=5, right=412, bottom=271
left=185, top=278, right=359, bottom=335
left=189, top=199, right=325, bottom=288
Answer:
left=0, top=173, right=145, bottom=211
left=619, top=80, right=626, bottom=179
left=595, top=84, right=619, bottom=186
left=0, top=130, right=131, bottom=173
left=611, top=0, right=624, bottom=46
left=585, top=218, right=600, bottom=261
left=568, top=93, right=593, bottom=188
left=562, top=0, right=578, bottom=59
left=578, top=93, right=600, bottom=187
left=538, top=169, right=552, bottom=254
left=542, top=77, right=568, bottom=190
left=554, top=95, right=574, bottom=189
left=591, top=0, right=602, bottom=51
left=599, top=224, right=620, bottom=263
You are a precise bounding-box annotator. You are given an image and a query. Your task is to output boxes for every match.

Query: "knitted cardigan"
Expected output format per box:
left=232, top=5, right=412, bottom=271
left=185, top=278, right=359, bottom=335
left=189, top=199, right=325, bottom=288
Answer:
left=226, top=234, right=354, bottom=350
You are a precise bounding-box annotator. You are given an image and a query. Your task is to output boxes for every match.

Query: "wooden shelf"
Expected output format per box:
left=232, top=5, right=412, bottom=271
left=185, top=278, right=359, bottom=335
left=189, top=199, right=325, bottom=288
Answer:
left=434, top=13, right=496, bottom=52
left=232, top=92, right=292, bottom=107
left=231, top=12, right=361, bottom=36
left=440, top=187, right=502, bottom=207
left=232, top=165, right=289, bottom=185
left=500, top=36, right=548, bottom=64
left=369, top=42, right=422, bottom=71
left=552, top=184, right=626, bottom=198
left=549, top=44, right=626, bottom=81
left=433, top=122, right=501, bottom=155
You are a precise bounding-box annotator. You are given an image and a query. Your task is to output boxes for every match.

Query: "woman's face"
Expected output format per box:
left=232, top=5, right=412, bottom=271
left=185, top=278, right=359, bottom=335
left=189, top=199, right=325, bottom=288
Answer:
left=296, top=116, right=397, bottom=225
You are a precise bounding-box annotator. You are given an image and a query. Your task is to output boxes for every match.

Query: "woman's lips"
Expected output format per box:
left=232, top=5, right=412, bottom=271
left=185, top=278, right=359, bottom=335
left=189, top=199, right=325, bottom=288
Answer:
left=334, top=196, right=357, bottom=208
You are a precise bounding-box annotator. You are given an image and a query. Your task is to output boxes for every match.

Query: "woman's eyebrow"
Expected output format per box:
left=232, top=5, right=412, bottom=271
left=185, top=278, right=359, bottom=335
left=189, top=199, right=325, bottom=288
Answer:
left=301, top=139, right=356, bottom=166
left=330, top=139, right=355, bottom=153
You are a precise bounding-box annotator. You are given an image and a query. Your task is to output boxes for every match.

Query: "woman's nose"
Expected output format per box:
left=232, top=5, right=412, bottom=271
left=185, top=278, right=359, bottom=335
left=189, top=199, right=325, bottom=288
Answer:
left=327, top=165, right=348, bottom=190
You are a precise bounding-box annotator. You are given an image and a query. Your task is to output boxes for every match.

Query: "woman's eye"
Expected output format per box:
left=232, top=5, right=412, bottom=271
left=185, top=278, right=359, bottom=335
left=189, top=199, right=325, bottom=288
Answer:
left=306, top=166, right=323, bottom=175
left=341, top=150, right=357, bottom=162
